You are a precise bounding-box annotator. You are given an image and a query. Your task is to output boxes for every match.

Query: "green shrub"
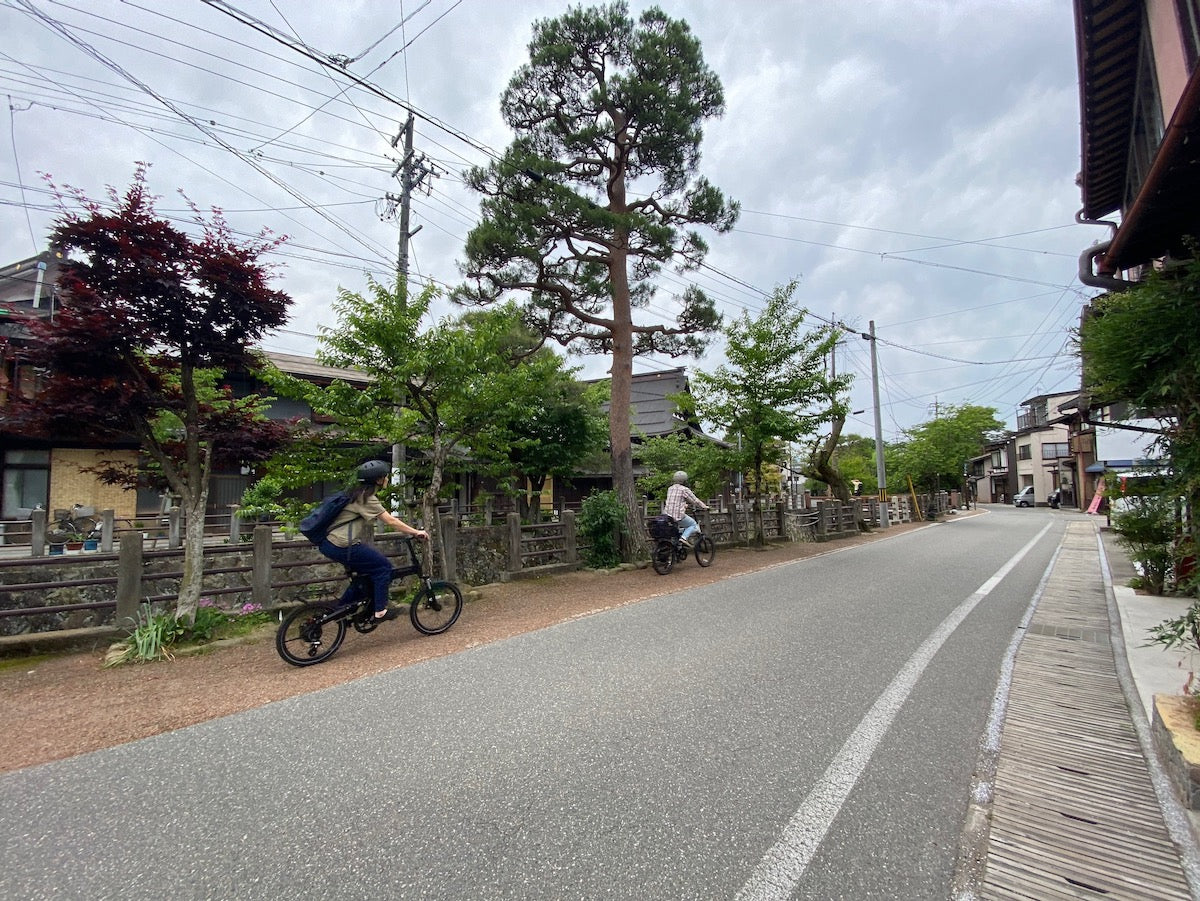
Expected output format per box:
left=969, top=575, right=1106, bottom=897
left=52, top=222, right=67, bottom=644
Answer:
left=1111, top=493, right=1176, bottom=595
left=578, top=490, right=626, bottom=569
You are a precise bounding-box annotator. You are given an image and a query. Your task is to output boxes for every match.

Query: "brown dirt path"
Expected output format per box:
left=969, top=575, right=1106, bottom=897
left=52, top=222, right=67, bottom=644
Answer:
left=0, top=522, right=930, bottom=773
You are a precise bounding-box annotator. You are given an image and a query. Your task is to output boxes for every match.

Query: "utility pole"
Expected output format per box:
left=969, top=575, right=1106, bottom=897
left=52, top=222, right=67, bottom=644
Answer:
left=390, top=113, right=424, bottom=278
left=386, top=113, right=432, bottom=506
left=866, top=320, right=889, bottom=529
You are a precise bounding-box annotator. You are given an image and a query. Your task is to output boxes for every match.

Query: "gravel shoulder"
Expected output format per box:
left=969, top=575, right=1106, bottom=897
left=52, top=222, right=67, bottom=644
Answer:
left=0, top=523, right=930, bottom=773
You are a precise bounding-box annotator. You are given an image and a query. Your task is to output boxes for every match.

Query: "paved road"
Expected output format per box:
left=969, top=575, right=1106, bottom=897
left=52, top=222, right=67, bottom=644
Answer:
left=2, top=509, right=1063, bottom=899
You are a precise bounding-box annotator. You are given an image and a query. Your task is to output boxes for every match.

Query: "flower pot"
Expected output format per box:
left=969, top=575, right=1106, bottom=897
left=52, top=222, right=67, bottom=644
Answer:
left=83, top=538, right=99, bottom=551
left=48, top=544, right=65, bottom=556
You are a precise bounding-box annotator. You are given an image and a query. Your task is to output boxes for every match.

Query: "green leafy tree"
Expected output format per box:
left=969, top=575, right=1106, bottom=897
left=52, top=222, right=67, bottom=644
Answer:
left=491, top=359, right=609, bottom=522
left=637, top=433, right=733, bottom=504
left=12, top=168, right=291, bottom=621
left=802, top=412, right=854, bottom=503
left=455, top=2, right=738, bottom=559
left=833, top=434, right=880, bottom=494
left=260, top=280, right=552, bottom=567
left=691, top=283, right=850, bottom=544
left=892, top=405, right=1005, bottom=493
left=1078, top=257, right=1200, bottom=544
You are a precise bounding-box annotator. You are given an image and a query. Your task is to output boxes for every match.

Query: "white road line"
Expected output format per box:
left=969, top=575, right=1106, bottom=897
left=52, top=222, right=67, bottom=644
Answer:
left=736, top=523, right=1054, bottom=901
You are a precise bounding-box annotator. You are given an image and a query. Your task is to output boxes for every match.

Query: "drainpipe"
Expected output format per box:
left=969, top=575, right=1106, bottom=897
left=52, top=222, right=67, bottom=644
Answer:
left=1075, top=210, right=1130, bottom=292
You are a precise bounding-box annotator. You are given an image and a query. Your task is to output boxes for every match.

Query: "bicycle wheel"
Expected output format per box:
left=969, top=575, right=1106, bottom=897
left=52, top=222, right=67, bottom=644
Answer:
left=74, top=516, right=101, bottom=539
left=276, top=602, right=346, bottom=666
left=693, top=534, right=716, bottom=567
left=409, top=581, right=463, bottom=635
left=652, top=540, right=675, bottom=575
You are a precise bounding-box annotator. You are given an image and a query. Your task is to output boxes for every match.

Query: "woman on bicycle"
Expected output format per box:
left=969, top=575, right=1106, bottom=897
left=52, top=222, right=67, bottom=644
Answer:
left=319, top=460, right=429, bottom=621
left=664, top=470, right=708, bottom=546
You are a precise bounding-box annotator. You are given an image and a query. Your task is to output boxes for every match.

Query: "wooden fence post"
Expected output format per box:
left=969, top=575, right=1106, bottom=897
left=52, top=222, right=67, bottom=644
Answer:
left=562, top=509, right=577, bottom=564
left=507, top=512, right=522, bottom=574
left=115, top=530, right=143, bottom=623
left=252, top=524, right=272, bottom=609
left=440, top=513, right=457, bottom=582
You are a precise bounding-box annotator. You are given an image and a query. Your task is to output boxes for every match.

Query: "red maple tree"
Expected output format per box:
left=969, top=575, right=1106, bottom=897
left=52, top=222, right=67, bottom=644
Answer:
left=12, top=166, right=292, bottom=619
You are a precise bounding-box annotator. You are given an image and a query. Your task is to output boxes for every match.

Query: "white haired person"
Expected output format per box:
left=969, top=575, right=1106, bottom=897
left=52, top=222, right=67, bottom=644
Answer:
left=664, top=471, right=708, bottom=546
left=319, top=460, right=429, bottom=621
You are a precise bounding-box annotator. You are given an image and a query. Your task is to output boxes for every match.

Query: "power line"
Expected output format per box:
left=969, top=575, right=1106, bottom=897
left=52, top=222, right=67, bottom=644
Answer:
left=14, top=0, right=397, bottom=267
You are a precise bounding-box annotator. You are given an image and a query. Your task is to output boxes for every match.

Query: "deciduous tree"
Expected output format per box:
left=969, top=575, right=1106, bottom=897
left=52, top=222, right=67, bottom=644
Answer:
left=691, top=283, right=850, bottom=544
left=13, top=167, right=291, bottom=620
left=490, top=357, right=608, bottom=522
left=892, top=404, right=1005, bottom=494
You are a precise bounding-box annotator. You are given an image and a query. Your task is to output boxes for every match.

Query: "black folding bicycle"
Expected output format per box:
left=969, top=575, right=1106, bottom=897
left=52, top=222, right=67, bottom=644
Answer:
left=276, top=537, right=463, bottom=667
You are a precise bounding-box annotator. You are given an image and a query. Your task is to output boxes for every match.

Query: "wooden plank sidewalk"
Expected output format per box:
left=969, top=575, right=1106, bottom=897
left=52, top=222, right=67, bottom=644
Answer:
left=979, top=523, right=1193, bottom=900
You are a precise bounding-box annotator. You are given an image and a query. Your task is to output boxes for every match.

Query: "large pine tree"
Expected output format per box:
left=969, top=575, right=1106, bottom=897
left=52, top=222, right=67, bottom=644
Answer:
left=455, top=2, right=737, bottom=557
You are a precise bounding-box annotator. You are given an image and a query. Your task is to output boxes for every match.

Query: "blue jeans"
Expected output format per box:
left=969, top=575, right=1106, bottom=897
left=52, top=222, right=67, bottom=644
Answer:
left=674, top=513, right=699, bottom=542
left=319, top=540, right=391, bottom=613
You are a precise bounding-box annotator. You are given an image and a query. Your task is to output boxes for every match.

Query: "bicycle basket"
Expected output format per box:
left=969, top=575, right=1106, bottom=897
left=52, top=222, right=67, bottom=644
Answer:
left=648, top=515, right=676, bottom=539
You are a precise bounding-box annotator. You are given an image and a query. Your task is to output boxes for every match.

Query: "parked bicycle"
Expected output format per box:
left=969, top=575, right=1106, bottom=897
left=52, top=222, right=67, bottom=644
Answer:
left=276, top=537, right=463, bottom=667
left=47, top=504, right=102, bottom=544
left=648, top=514, right=715, bottom=575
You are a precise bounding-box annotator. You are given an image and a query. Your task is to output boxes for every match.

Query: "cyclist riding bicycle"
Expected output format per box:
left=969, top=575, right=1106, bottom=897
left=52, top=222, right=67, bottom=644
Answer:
left=318, top=460, right=429, bottom=622
left=664, top=470, right=708, bottom=547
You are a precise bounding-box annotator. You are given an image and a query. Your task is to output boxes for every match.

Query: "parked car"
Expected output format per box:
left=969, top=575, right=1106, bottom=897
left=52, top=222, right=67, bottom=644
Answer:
left=1013, top=487, right=1035, bottom=507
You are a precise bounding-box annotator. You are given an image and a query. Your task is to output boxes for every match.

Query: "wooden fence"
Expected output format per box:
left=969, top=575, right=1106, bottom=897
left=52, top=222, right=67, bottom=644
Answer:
left=0, top=492, right=951, bottom=646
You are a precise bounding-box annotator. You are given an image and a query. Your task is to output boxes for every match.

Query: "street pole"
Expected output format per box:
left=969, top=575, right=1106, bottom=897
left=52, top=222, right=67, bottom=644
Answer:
left=390, top=113, right=424, bottom=508
left=868, top=320, right=889, bottom=529
left=395, top=113, right=416, bottom=280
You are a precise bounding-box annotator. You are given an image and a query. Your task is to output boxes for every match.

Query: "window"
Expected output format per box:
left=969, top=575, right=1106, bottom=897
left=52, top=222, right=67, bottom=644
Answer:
left=1042, top=442, right=1070, bottom=460
left=1, top=352, right=41, bottom=407
left=1018, top=444, right=1032, bottom=461
left=1, top=449, right=49, bottom=518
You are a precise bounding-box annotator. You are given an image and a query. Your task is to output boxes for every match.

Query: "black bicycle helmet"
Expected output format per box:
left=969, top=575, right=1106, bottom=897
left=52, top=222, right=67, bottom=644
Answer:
left=356, top=459, right=390, bottom=484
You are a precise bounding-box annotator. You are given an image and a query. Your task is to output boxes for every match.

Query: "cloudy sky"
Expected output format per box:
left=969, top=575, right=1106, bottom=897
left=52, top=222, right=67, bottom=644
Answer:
left=1, top=0, right=1100, bottom=441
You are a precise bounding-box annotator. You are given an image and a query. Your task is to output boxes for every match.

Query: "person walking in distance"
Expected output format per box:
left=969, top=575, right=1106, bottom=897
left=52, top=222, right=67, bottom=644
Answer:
left=319, top=460, right=429, bottom=621
left=664, top=470, right=708, bottom=547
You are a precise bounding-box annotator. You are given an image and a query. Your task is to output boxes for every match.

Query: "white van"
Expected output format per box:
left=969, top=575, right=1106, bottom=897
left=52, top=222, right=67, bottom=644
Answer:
left=1013, top=487, right=1035, bottom=507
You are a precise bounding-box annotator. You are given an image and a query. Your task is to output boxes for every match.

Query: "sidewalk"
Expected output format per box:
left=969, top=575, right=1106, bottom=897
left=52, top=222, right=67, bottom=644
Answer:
left=965, top=518, right=1200, bottom=899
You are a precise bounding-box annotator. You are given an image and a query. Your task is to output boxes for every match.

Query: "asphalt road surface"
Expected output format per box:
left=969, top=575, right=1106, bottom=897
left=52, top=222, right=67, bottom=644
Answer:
left=1, top=508, right=1065, bottom=900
